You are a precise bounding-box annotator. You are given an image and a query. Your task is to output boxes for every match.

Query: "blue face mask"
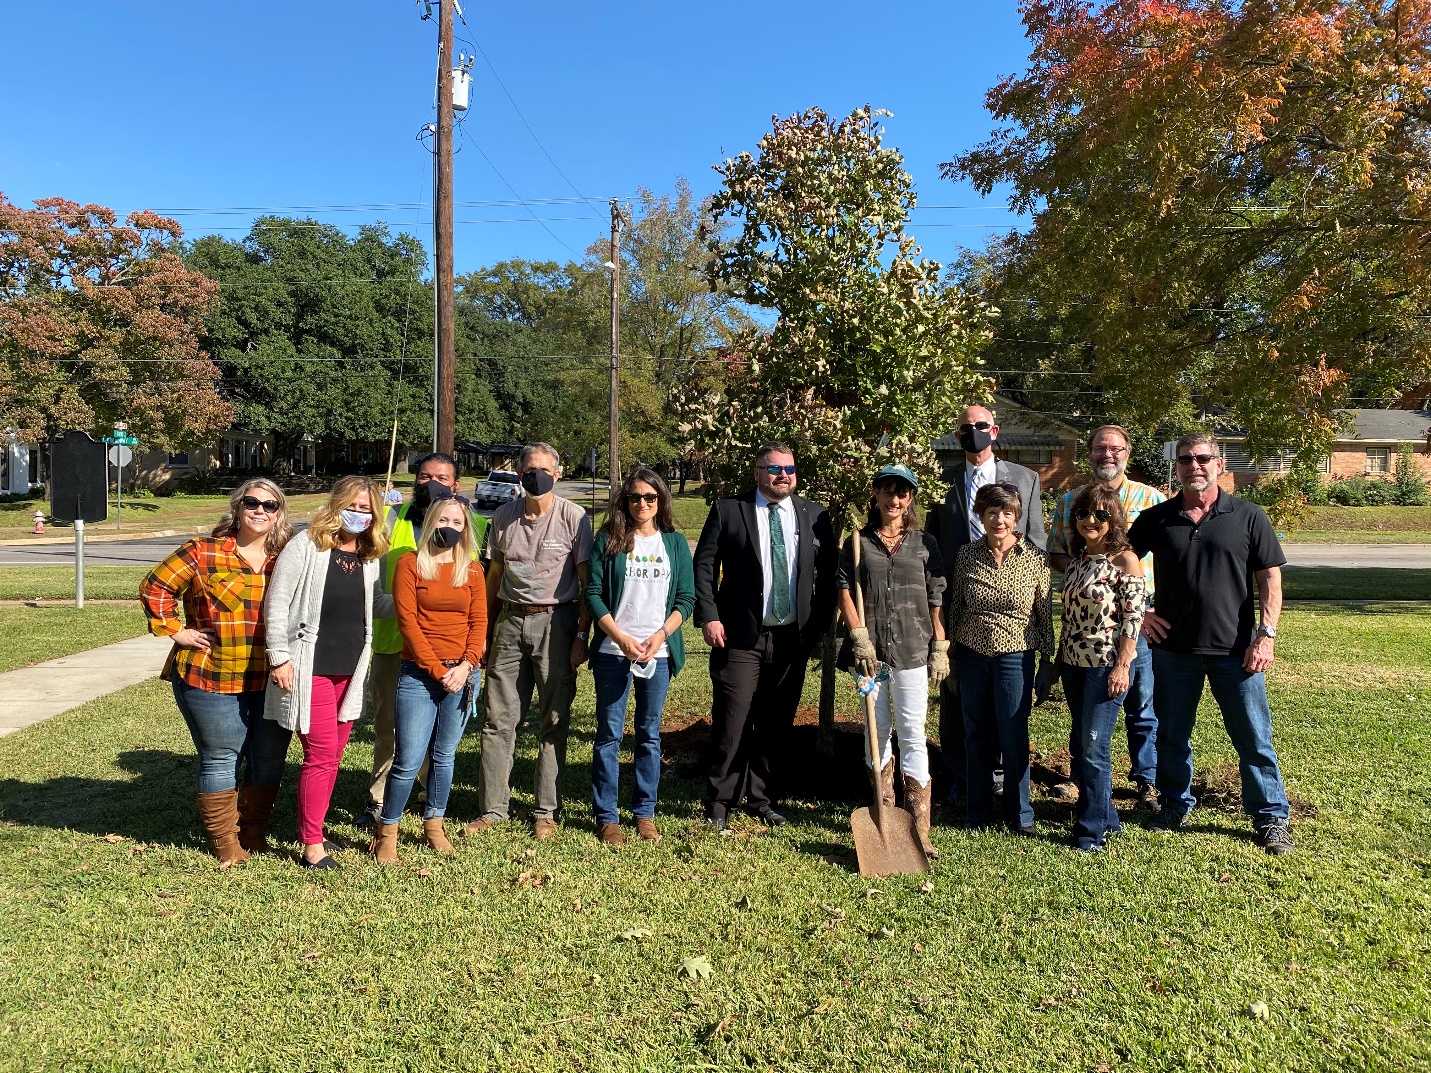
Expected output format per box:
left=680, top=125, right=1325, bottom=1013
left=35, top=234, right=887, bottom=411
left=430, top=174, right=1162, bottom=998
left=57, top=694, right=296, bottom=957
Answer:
left=339, top=509, right=373, bottom=534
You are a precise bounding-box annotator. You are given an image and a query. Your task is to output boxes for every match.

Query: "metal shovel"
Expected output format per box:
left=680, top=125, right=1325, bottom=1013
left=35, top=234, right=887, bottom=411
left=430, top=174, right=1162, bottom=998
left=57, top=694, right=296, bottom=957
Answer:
left=848, top=530, right=932, bottom=878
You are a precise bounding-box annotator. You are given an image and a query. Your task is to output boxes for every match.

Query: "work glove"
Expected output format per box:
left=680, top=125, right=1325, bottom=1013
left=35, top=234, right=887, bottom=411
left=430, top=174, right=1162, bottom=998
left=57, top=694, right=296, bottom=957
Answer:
left=849, top=626, right=879, bottom=677
left=1034, top=655, right=1055, bottom=706
left=927, top=639, right=951, bottom=689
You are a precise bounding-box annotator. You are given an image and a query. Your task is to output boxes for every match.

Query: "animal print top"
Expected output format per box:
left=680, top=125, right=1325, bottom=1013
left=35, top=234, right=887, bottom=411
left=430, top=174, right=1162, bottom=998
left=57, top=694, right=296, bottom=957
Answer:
left=1058, top=553, right=1147, bottom=668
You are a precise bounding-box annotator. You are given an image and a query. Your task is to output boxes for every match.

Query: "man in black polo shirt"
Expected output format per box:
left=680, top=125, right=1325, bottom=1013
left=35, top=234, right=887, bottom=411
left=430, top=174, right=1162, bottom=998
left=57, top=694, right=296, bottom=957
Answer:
left=1128, top=431, right=1294, bottom=855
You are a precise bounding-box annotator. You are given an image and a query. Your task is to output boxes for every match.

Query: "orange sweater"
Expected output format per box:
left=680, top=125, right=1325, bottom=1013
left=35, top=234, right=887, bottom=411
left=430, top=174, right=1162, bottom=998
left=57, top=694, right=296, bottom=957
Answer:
left=392, top=553, right=487, bottom=679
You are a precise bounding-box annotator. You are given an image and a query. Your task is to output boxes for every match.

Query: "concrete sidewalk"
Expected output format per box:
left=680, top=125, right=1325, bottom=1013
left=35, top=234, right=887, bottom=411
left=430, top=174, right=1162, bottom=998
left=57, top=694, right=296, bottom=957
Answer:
left=0, top=633, right=171, bottom=738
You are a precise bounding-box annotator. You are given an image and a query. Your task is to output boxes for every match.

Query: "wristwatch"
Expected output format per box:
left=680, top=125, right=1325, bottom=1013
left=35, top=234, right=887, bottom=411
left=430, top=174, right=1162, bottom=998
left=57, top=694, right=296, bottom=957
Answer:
left=1256, top=625, right=1277, bottom=639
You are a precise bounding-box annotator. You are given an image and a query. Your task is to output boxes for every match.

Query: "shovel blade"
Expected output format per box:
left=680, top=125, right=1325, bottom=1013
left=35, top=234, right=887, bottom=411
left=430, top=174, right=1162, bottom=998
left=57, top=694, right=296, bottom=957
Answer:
left=850, top=806, right=931, bottom=878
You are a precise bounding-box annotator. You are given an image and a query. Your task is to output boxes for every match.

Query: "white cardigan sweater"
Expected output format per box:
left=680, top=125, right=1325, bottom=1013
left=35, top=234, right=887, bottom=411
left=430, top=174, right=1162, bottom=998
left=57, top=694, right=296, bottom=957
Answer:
left=262, top=532, right=392, bottom=734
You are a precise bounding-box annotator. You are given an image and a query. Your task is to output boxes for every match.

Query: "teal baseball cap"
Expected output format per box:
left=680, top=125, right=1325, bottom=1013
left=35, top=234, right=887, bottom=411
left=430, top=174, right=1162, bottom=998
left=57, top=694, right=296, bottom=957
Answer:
left=872, top=463, right=919, bottom=490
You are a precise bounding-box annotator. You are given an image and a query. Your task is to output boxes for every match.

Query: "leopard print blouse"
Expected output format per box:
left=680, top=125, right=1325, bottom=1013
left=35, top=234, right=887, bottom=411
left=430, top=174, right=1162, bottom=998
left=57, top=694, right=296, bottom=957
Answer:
left=1058, top=553, right=1146, bottom=668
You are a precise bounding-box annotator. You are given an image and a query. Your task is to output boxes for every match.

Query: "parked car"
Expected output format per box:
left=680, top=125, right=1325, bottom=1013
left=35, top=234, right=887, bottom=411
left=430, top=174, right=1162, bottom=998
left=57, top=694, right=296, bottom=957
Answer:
left=473, top=470, right=522, bottom=509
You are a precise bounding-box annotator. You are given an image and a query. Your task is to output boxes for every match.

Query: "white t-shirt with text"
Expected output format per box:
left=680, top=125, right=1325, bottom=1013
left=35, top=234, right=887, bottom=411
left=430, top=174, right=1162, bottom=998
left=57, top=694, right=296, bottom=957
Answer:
left=599, top=532, right=671, bottom=659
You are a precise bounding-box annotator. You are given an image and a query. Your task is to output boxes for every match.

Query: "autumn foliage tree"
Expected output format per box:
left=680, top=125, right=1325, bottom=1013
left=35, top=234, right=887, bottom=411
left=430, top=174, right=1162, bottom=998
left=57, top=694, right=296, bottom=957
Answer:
left=0, top=195, right=230, bottom=450
left=948, top=0, right=1431, bottom=460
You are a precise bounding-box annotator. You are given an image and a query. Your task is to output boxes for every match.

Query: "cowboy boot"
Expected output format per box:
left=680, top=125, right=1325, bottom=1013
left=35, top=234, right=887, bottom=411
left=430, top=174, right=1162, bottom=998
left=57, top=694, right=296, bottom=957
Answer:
left=369, top=822, right=400, bottom=864
left=237, top=782, right=281, bottom=854
left=196, top=790, right=250, bottom=868
left=423, top=817, right=454, bottom=855
left=903, top=775, right=939, bottom=860
left=880, top=759, right=897, bottom=807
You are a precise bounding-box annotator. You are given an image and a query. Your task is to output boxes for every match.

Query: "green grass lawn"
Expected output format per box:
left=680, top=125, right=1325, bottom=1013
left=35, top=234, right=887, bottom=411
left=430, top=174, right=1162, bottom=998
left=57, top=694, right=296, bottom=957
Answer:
left=0, top=567, right=152, bottom=601
left=1, top=492, right=331, bottom=539
left=0, top=605, right=148, bottom=673
left=1286, top=505, right=1431, bottom=543
left=1282, top=567, right=1431, bottom=601
left=1, top=607, right=1428, bottom=1071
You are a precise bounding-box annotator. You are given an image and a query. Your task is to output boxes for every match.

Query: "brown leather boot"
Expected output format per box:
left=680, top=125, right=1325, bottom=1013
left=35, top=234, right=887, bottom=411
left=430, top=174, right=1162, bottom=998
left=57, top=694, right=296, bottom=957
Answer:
left=634, top=817, right=661, bottom=842
left=597, top=823, right=626, bottom=846
left=903, top=775, right=939, bottom=860
left=422, top=818, right=454, bottom=855
left=237, top=782, right=281, bottom=853
left=369, top=822, right=400, bottom=864
left=196, top=790, right=250, bottom=868
left=879, top=759, right=897, bottom=807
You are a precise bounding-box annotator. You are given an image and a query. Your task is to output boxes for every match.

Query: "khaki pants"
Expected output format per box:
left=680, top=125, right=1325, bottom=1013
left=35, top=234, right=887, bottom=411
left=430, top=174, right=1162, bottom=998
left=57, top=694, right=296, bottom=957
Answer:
left=367, top=651, right=428, bottom=812
left=476, top=604, right=579, bottom=822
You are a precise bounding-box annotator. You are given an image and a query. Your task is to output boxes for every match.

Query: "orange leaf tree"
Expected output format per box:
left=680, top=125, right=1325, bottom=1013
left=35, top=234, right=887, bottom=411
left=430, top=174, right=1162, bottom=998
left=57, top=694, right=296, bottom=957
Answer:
left=947, top=0, right=1431, bottom=460
left=0, top=195, right=231, bottom=450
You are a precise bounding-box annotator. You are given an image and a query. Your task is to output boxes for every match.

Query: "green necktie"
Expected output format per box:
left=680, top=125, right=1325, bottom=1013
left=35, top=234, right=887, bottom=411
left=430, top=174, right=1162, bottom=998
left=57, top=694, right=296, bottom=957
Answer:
left=769, top=502, right=792, bottom=620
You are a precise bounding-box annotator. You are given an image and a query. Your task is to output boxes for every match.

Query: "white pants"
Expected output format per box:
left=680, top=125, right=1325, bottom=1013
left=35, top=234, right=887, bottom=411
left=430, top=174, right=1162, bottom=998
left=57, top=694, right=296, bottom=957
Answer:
left=864, top=665, right=931, bottom=786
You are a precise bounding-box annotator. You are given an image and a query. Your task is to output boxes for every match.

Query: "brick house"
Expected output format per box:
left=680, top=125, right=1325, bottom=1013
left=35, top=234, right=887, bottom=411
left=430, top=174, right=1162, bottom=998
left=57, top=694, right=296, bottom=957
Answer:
left=1209, top=409, right=1431, bottom=492
left=933, top=396, right=1083, bottom=492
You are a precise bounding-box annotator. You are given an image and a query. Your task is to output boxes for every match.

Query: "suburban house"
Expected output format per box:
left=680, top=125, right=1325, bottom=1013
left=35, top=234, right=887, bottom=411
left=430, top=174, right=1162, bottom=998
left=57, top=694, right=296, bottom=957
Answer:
left=1210, top=409, right=1431, bottom=491
left=932, top=397, right=1083, bottom=492
left=2, top=430, right=43, bottom=495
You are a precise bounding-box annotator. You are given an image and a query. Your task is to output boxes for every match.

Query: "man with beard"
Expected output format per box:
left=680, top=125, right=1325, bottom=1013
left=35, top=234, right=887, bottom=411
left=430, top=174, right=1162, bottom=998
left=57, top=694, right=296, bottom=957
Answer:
left=1127, top=432, right=1294, bottom=854
left=1049, top=424, right=1165, bottom=809
left=466, top=442, right=593, bottom=839
left=358, top=452, right=488, bottom=829
left=927, top=404, right=1048, bottom=806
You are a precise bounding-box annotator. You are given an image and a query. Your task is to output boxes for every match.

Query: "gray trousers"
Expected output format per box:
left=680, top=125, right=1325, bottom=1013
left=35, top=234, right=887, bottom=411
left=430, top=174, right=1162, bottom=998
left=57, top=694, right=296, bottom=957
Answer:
left=367, top=651, right=427, bottom=811
left=476, top=603, right=579, bottom=822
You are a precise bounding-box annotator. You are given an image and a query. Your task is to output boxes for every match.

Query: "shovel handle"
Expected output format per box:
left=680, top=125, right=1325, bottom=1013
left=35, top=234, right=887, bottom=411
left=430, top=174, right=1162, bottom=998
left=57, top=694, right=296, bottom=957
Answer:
left=852, top=531, right=886, bottom=829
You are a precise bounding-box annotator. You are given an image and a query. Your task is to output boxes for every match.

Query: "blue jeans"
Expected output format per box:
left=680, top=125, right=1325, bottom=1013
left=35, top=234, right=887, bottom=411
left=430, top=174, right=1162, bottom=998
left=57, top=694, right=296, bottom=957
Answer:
left=591, top=653, right=671, bottom=825
left=171, top=679, right=291, bottom=794
left=1061, top=664, right=1127, bottom=849
left=956, top=645, right=1034, bottom=828
left=1151, top=649, right=1290, bottom=825
left=1122, top=635, right=1157, bottom=784
left=381, top=662, right=473, bottom=823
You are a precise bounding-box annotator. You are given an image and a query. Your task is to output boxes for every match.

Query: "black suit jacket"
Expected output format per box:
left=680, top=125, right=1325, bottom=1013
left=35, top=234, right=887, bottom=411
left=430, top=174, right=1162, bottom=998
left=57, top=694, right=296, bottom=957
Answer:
left=692, top=490, right=838, bottom=652
left=926, top=458, right=1047, bottom=585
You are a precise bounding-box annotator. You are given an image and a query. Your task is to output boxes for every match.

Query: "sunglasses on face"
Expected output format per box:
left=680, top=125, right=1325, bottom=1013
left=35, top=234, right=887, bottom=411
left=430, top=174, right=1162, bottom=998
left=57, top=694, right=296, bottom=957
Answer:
left=1177, top=453, right=1218, bottom=466
left=241, top=495, right=280, bottom=514
left=626, top=492, right=660, bottom=505
left=1075, top=508, right=1112, bottom=523
left=764, top=464, right=797, bottom=476
left=958, top=421, right=993, bottom=434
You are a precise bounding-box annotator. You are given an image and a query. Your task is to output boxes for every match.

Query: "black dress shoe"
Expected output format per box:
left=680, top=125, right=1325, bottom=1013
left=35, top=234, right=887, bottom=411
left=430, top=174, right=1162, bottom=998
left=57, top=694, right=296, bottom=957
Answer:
left=354, top=809, right=378, bottom=831
left=1009, top=824, right=1037, bottom=837
left=705, top=814, right=728, bottom=833
left=322, top=839, right=342, bottom=855
left=300, top=854, right=340, bottom=870
left=750, top=808, right=789, bottom=828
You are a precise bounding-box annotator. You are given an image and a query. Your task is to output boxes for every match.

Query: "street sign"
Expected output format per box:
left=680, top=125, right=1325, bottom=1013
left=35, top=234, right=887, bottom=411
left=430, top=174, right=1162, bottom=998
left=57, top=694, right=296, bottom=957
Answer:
left=107, top=445, right=133, bottom=467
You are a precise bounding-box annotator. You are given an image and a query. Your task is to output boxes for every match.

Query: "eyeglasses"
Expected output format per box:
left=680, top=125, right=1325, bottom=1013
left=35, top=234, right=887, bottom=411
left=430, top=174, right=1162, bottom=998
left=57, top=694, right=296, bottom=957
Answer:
left=240, top=495, right=280, bottom=513
left=764, top=464, right=797, bottom=476
left=626, top=492, right=660, bottom=505
left=1177, top=452, right=1218, bottom=466
left=958, top=421, right=993, bottom=434
left=1091, top=446, right=1129, bottom=457
left=1074, top=508, right=1112, bottom=522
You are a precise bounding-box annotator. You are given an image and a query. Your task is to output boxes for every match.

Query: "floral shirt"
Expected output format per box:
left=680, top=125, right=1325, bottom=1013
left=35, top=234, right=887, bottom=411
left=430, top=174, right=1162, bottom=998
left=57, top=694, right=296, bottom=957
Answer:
left=947, top=537, right=1055, bottom=660
left=140, top=535, right=274, bottom=694
left=1058, top=552, right=1147, bottom=668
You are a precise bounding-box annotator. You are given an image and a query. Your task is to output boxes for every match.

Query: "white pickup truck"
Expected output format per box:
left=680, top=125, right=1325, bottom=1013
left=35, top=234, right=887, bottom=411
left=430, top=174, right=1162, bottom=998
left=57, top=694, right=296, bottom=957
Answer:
left=472, top=469, right=522, bottom=509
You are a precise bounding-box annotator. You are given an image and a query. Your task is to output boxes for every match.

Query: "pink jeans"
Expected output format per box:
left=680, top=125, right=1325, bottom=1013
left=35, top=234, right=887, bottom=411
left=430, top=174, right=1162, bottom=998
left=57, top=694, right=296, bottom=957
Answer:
left=297, top=675, right=354, bottom=845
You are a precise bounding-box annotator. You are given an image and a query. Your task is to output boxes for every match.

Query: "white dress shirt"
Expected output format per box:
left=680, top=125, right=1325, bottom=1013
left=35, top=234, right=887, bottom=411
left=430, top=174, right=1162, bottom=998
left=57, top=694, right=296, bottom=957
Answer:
left=754, top=490, right=799, bottom=626
left=966, top=457, right=997, bottom=541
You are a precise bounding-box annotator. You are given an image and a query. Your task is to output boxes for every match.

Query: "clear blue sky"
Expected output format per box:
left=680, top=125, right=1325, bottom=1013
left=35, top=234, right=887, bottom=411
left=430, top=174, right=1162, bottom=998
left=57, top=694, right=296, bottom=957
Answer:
left=0, top=1, right=1031, bottom=275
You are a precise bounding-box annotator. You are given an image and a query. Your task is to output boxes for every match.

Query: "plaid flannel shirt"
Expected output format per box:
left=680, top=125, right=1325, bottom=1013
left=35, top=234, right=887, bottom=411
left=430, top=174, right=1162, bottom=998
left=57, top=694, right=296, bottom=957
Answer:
left=1050, top=479, right=1166, bottom=594
left=139, top=535, right=274, bottom=694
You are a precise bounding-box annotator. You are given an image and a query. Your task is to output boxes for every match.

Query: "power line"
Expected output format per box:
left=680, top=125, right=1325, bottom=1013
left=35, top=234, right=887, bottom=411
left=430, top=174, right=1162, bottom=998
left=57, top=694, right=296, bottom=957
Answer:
left=456, top=122, right=584, bottom=258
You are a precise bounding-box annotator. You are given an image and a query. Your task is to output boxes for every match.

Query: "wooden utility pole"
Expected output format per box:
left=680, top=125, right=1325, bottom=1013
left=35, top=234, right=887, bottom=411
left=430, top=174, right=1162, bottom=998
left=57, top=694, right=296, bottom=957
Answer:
left=607, top=198, right=622, bottom=496
left=434, top=0, right=456, bottom=455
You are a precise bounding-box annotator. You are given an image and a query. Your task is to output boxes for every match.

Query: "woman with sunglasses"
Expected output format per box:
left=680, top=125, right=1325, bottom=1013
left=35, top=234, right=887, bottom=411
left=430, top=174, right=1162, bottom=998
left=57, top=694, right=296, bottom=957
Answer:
left=836, top=464, right=947, bottom=858
left=263, top=476, right=390, bottom=869
left=946, top=481, right=1055, bottom=834
left=585, top=468, right=695, bottom=845
left=1056, top=485, right=1145, bottom=851
left=370, top=497, right=486, bottom=863
left=140, top=479, right=295, bottom=866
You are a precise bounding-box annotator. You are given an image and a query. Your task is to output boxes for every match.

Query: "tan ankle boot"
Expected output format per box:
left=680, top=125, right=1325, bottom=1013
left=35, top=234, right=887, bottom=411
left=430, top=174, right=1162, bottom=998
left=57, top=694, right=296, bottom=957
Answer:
left=196, top=790, right=250, bottom=868
left=369, top=822, right=400, bottom=864
left=422, top=818, right=454, bottom=855
left=879, top=759, right=897, bottom=807
left=903, top=775, right=939, bottom=860
left=237, top=782, right=280, bottom=853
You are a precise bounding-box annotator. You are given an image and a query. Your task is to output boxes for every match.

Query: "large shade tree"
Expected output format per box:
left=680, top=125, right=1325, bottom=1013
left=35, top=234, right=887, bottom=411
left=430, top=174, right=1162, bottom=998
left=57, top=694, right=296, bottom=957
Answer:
left=0, top=195, right=230, bottom=449
left=947, top=0, right=1431, bottom=459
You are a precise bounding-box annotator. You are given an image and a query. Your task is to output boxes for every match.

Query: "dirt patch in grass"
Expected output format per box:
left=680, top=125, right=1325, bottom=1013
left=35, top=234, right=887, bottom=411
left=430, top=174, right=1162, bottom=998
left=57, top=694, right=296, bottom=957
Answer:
left=1192, top=761, right=1319, bottom=822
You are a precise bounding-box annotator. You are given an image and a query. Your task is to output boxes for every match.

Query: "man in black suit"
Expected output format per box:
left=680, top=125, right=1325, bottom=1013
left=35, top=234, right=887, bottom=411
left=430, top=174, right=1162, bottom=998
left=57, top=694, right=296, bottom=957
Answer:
left=926, top=404, right=1047, bottom=804
left=693, top=442, right=838, bottom=830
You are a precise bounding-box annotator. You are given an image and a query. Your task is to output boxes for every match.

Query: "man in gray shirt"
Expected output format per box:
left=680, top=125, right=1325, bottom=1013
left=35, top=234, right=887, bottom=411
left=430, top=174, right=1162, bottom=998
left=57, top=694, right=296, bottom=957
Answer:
left=466, top=442, right=593, bottom=840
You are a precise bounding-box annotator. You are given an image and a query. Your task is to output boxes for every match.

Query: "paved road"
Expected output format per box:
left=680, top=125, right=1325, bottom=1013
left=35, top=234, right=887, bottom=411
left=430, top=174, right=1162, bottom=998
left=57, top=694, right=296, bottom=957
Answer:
left=1282, top=544, right=1431, bottom=569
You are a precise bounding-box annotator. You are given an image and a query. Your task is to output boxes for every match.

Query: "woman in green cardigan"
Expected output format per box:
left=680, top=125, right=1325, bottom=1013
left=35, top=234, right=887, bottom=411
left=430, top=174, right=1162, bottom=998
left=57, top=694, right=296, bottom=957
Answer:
left=585, top=466, right=696, bottom=846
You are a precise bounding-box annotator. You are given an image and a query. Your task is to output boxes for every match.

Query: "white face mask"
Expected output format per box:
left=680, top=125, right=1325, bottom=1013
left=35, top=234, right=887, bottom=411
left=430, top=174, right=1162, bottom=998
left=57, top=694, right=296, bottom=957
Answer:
left=339, top=509, right=373, bottom=534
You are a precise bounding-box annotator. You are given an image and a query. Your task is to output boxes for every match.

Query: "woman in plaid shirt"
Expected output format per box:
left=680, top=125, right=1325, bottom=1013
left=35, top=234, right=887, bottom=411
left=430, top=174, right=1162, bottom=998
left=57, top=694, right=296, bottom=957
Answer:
left=140, top=478, right=295, bottom=867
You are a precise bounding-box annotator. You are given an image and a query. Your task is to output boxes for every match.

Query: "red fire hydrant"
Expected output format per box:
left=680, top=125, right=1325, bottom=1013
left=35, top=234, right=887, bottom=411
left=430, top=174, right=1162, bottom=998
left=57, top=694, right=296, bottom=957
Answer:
left=32, top=510, right=45, bottom=535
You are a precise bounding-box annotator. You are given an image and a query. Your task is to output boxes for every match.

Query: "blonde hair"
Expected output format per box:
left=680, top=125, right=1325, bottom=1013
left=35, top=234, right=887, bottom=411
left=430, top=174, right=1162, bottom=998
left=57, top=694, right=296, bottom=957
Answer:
left=414, top=498, right=477, bottom=586
left=308, top=476, right=389, bottom=561
left=212, top=477, right=293, bottom=557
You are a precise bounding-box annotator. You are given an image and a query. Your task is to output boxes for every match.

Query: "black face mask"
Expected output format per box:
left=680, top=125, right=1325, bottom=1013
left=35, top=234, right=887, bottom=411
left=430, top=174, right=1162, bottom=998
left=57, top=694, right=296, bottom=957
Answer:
left=431, top=526, right=462, bottom=550
left=412, top=481, right=434, bottom=509
left=521, top=469, right=555, bottom=496
left=959, top=427, right=994, bottom=454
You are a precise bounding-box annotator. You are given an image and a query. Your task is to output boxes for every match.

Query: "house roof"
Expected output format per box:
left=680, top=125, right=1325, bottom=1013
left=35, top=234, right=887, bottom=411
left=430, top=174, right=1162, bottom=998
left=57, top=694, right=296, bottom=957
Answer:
left=1341, top=409, right=1431, bottom=443
left=933, top=394, right=1079, bottom=452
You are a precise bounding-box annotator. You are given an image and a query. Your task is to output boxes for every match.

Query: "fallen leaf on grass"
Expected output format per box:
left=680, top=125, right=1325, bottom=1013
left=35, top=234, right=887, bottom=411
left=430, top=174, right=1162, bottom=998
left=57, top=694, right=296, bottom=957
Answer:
left=302, top=951, right=321, bottom=960
left=1037, top=996, right=1061, bottom=1010
left=1249, top=1000, right=1270, bottom=1020
left=819, top=904, right=846, bottom=920
left=515, top=869, right=548, bottom=888
left=809, top=998, right=836, bottom=1017
left=618, top=928, right=652, bottom=942
left=102, top=834, right=124, bottom=844
left=864, top=888, right=883, bottom=899
left=873, top=926, right=896, bottom=940
left=707, top=1014, right=737, bottom=1039
left=912, top=942, right=923, bottom=954
left=1217, top=873, right=1234, bottom=884
left=678, top=955, right=714, bottom=981
left=415, top=869, right=432, bottom=878
left=918, top=880, right=935, bottom=894
left=356, top=914, right=375, bottom=924
left=573, top=899, right=583, bottom=912
left=470, top=886, right=481, bottom=895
